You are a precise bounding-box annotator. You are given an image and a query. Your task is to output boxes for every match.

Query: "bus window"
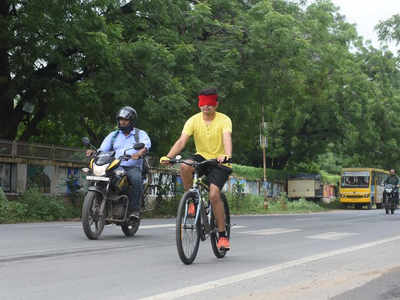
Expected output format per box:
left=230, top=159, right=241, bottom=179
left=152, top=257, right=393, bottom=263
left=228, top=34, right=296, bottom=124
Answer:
left=341, top=171, right=370, bottom=188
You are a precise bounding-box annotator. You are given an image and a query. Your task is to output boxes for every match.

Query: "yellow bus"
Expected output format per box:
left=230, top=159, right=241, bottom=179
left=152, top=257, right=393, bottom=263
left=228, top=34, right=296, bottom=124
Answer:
left=340, top=168, right=389, bottom=209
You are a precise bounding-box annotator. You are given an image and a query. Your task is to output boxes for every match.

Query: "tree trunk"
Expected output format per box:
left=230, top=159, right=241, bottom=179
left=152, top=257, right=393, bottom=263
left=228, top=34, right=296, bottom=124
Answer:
left=0, top=1, right=14, bottom=139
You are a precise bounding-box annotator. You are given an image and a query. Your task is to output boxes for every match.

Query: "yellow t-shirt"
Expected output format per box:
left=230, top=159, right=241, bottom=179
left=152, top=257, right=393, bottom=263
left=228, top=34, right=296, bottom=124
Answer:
left=182, top=112, right=232, bottom=161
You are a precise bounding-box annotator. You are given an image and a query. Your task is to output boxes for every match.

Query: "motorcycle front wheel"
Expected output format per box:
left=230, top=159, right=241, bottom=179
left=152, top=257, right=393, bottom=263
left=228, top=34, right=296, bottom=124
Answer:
left=82, top=191, right=105, bottom=240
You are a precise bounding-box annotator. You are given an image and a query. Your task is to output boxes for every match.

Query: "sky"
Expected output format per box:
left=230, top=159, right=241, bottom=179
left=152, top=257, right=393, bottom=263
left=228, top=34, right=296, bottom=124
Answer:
left=329, top=0, right=399, bottom=52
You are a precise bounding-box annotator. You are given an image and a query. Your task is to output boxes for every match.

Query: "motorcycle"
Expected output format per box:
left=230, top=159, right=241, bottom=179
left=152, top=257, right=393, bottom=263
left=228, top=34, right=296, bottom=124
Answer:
left=383, top=183, right=398, bottom=215
left=81, top=137, right=145, bottom=240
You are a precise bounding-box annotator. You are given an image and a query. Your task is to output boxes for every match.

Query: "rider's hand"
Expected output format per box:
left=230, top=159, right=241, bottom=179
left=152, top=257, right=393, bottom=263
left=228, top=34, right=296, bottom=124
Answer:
left=86, top=149, right=95, bottom=157
left=217, top=155, right=231, bottom=164
left=160, top=156, right=171, bottom=165
left=131, top=154, right=141, bottom=160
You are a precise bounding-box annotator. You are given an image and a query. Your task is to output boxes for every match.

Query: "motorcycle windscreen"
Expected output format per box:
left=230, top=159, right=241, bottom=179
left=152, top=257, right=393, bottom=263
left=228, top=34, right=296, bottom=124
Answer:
left=95, top=151, right=116, bottom=166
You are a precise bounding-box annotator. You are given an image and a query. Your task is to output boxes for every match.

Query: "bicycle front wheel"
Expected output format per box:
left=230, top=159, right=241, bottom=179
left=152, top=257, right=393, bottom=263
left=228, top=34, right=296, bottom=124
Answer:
left=176, top=191, right=201, bottom=265
left=210, top=193, right=231, bottom=258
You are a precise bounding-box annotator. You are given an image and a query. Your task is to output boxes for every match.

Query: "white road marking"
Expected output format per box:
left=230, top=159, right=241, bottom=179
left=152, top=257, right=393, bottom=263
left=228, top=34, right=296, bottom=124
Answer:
left=0, top=244, right=145, bottom=260
left=139, top=235, right=400, bottom=300
left=295, top=217, right=321, bottom=221
left=231, top=225, right=247, bottom=229
left=140, top=224, right=175, bottom=229
left=240, top=228, right=301, bottom=235
left=168, top=225, right=247, bottom=231
left=63, top=224, right=175, bottom=229
left=307, top=232, right=359, bottom=240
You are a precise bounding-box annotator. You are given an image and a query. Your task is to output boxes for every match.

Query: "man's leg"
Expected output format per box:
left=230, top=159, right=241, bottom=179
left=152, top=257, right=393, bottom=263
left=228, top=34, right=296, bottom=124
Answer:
left=208, top=166, right=231, bottom=250
left=209, top=184, right=225, bottom=232
left=180, top=162, right=195, bottom=191
left=125, top=167, right=142, bottom=217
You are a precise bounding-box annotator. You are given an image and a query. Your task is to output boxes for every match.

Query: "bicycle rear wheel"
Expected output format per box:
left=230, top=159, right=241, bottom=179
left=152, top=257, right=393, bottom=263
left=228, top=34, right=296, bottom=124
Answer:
left=176, top=191, right=200, bottom=265
left=210, top=193, right=230, bottom=258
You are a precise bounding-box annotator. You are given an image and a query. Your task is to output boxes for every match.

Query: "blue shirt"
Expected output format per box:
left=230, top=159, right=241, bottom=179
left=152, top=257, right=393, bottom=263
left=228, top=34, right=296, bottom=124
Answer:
left=99, top=128, right=151, bottom=168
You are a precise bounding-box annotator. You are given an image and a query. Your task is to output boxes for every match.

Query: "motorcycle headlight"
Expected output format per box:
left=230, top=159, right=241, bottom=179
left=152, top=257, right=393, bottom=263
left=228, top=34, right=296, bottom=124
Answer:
left=93, top=163, right=109, bottom=176
left=114, top=169, right=126, bottom=176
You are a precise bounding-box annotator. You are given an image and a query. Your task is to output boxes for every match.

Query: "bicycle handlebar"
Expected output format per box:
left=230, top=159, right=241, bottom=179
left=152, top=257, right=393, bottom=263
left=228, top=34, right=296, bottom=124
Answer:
left=169, top=157, right=231, bottom=168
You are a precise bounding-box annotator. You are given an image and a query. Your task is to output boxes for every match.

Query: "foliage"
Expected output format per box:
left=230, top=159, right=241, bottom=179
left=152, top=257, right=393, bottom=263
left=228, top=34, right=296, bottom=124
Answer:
left=0, top=187, right=28, bottom=223
left=0, top=187, right=7, bottom=203
left=319, top=170, right=340, bottom=185
left=1, top=187, right=81, bottom=223
left=232, top=163, right=339, bottom=184
left=232, top=163, right=294, bottom=181
left=0, top=0, right=399, bottom=173
left=226, top=192, right=326, bottom=214
left=231, top=180, right=245, bottom=210
left=19, top=187, right=68, bottom=221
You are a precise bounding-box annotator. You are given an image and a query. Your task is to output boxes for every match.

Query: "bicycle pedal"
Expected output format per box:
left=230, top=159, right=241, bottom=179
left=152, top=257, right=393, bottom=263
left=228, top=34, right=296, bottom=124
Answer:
left=219, top=247, right=230, bottom=251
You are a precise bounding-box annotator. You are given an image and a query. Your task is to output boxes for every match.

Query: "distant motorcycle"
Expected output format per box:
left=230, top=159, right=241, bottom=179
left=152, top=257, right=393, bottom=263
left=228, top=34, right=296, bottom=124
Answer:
left=81, top=137, right=145, bottom=239
left=383, top=183, right=398, bottom=215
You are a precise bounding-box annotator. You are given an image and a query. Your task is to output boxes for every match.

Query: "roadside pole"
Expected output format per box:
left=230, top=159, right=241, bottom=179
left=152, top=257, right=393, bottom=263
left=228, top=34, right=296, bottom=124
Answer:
left=261, top=105, right=268, bottom=209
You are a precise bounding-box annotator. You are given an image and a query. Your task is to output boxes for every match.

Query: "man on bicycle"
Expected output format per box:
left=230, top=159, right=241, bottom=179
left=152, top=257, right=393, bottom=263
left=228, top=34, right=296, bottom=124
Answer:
left=160, top=88, right=232, bottom=250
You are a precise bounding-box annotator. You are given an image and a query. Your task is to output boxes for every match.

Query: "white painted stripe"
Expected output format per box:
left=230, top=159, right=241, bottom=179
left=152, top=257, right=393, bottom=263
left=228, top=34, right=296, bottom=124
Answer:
left=63, top=224, right=175, bottom=229
left=307, top=232, right=358, bottom=240
left=169, top=225, right=247, bottom=231
left=295, top=217, right=321, bottom=221
left=0, top=244, right=145, bottom=260
left=240, top=228, right=301, bottom=235
left=231, top=225, right=247, bottom=229
left=140, top=235, right=400, bottom=300
left=140, top=224, right=175, bottom=229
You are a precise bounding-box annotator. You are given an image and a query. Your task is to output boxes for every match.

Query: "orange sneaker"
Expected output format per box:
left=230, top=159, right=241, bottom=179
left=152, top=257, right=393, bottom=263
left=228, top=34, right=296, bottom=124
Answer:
left=187, top=202, right=196, bottom=217
left=217, top=237, right=230, bottom=250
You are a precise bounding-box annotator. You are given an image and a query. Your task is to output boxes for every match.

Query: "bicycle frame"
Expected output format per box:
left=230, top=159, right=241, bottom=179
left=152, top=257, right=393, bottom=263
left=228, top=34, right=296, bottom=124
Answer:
left=182, top=171, right=214, bottom=238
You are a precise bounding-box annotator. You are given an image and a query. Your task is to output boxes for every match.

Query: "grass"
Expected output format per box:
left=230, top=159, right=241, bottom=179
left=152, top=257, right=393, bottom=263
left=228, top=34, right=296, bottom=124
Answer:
left=226, top=193, right=335, bottom=215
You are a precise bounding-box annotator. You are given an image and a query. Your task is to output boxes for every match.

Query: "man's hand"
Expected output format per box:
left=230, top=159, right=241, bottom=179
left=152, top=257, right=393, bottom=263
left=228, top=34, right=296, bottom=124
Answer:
left=86, top=149, right=95, bottom=157
left=160, top=156, right=171, bottom=165
left=131, top=154, right=141, bottom=160
left=217, top=155, right=231, bottom=164
left=131, top=148, right=147, bottom=160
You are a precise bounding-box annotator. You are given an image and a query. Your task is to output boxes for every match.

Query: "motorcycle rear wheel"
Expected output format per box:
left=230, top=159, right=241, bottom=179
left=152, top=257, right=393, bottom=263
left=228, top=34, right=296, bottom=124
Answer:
left=82, top=191, right=105, bottom=240
left=121, top=218, right=140, bottom=237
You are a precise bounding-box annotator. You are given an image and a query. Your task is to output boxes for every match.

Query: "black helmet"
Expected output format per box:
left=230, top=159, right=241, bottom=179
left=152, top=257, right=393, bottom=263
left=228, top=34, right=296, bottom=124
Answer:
left=116, top=106, right=137, bottom=133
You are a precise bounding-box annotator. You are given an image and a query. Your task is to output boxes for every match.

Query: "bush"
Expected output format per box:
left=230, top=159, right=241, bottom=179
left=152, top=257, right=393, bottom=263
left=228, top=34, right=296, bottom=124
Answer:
left=0, top=187, right=7, bottom=202
left=226, top=193, right=265, bottom=214
left=0, top=187, right=28, bottom=224
left=226, top=192, right=327, bottom=214
left=19, top=187, right=68, bottom=221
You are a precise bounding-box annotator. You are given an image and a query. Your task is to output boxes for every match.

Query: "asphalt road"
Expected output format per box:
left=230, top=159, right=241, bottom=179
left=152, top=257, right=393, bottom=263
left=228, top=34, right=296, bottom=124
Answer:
left=1, top=209, right=400, bottom=300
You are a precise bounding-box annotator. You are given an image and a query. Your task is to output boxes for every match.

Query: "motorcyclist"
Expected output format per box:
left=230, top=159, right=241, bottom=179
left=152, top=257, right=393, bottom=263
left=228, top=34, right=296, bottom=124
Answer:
left=384, top=169, right=399, bottom=185
left=86, top=106, right=151, bottom=219
left=384, top=169, right=399, bottom=205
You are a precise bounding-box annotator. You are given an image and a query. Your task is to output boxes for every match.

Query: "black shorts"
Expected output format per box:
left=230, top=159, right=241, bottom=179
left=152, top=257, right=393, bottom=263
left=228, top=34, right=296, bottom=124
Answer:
left=192, top=154, right=232, bottom=191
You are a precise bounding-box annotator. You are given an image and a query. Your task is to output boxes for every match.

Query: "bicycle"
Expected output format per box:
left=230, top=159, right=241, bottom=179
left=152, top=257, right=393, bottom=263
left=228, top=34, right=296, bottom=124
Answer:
left=170, top=156, right=231, bottom=265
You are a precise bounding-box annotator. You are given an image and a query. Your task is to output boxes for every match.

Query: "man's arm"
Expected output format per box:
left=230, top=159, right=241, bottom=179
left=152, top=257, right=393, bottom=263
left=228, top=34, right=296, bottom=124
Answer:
left=223, top=131, right=232, bottom=158
left=166, top=133, right=190, bottom=158
left=131, top=130, right=151, bottom=160
left=98, top=132, right=114, bottom=152
left=217, top=131, right=232, bottom=163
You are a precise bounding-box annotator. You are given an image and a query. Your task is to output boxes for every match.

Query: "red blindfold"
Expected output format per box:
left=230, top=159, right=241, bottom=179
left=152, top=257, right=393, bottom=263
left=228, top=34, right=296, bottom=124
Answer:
left=198, top=94, right=218, bottom=107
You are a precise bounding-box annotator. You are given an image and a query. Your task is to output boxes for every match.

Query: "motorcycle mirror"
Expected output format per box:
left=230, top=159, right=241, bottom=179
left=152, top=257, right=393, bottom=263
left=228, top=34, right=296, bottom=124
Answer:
left=82, top=137, right=90, bottom=146
left=134, top=142, right=145, bottom=150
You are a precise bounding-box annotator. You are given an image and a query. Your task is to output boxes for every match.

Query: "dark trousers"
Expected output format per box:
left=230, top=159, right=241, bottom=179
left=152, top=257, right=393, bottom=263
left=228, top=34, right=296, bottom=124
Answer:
left=124, top=166, right=142, bottom=212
